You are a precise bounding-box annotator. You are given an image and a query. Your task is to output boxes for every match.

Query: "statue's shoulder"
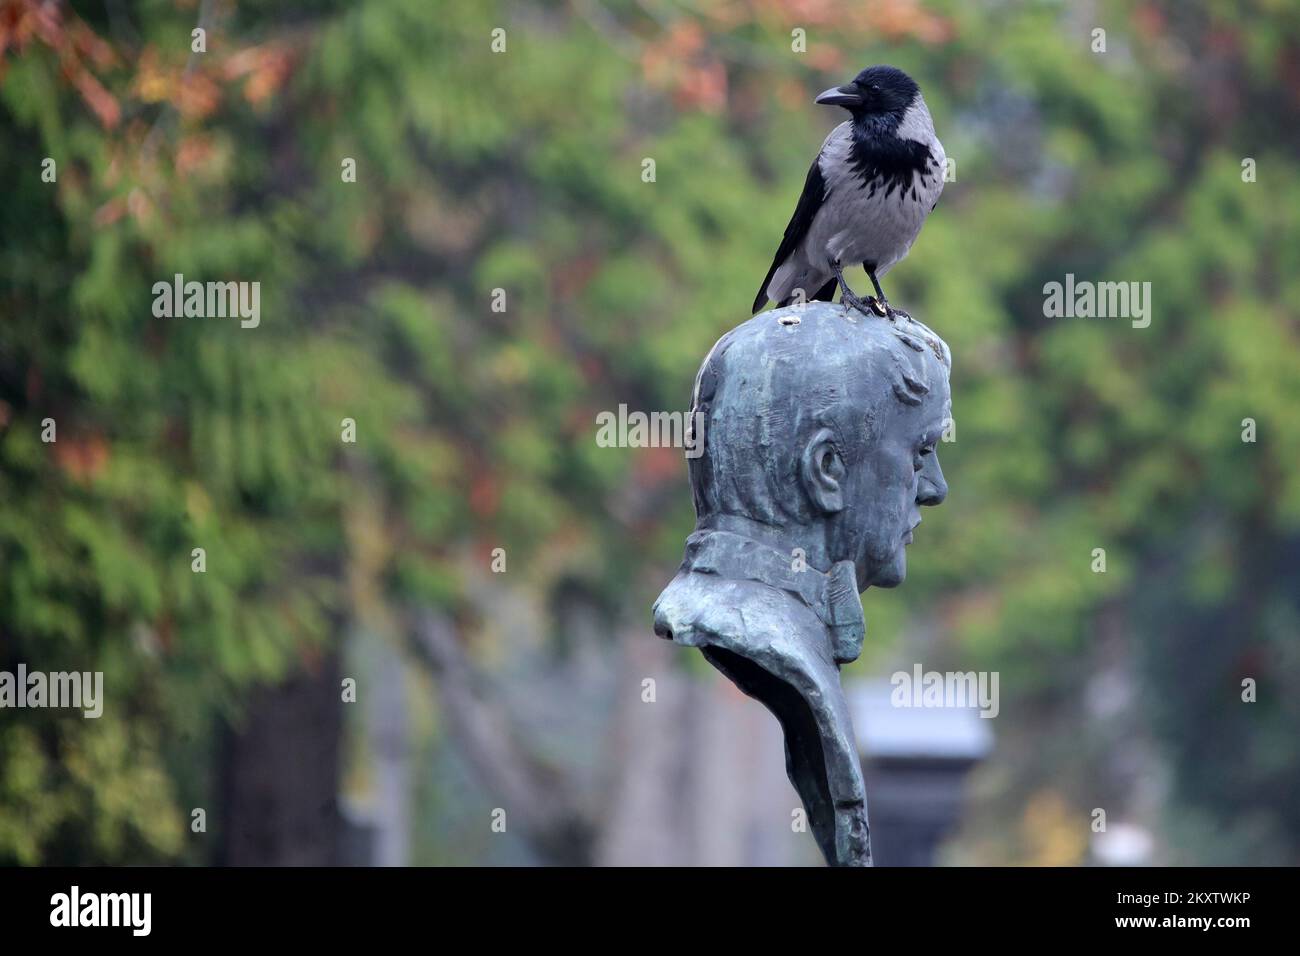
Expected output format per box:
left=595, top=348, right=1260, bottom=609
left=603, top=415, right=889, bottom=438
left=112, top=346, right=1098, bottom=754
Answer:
left=652, top=568, right=822, bottom=651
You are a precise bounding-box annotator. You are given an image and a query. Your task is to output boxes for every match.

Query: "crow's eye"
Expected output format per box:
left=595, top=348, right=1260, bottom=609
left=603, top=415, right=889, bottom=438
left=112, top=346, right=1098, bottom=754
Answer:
left=871, top=84, right=881, bottom=93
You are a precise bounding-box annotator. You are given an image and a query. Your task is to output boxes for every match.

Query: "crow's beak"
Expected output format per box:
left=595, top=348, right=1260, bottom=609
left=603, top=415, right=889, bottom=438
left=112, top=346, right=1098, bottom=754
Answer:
left=815, top=84, right=863, bottom=108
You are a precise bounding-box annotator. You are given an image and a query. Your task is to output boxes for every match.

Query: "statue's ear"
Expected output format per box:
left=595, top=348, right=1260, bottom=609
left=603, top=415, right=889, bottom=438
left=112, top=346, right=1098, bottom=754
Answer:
left=800, top=427, right=845, bottom=514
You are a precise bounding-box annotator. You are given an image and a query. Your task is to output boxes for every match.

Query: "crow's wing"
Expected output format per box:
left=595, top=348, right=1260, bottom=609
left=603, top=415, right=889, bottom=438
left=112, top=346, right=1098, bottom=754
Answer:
left=752, top=156, right=827, bottom=314
left=806, top=276, right=837, bottom=304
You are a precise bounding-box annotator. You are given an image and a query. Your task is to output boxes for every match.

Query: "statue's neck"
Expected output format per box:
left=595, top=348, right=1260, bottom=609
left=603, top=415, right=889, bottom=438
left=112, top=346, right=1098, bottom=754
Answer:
left=697, top=513, right=835, bottom=575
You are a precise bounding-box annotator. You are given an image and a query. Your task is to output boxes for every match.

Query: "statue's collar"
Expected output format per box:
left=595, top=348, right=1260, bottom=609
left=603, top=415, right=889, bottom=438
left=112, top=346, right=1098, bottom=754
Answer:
left=681, top=528, right=865, bottom=664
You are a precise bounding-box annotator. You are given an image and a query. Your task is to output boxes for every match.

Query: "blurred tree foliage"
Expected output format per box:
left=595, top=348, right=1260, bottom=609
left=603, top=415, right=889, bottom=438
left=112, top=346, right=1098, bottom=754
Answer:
left=1, top=0, right=1297, bottom=864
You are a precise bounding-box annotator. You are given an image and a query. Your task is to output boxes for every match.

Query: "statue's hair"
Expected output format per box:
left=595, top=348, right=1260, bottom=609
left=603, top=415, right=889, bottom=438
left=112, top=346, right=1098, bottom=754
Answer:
left=687, top=305, right=950, bottom=526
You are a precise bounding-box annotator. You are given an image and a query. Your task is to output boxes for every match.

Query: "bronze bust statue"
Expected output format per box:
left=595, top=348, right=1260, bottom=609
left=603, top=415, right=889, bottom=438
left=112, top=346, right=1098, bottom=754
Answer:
left=653, top=301, right=952, bottom=866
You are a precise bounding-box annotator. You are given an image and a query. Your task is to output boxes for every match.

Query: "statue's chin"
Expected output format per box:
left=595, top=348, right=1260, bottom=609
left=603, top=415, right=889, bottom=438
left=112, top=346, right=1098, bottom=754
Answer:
left=867, top=554, right=907, bottom=589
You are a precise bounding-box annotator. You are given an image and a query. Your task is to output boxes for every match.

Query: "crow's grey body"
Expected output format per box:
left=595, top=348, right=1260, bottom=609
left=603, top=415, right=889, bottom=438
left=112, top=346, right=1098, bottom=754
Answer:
left=754, top=74, right=945, bottom=314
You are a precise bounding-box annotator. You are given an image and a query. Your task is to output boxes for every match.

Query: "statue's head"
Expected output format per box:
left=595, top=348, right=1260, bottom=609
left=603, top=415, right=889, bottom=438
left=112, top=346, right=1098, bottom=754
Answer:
left=688, top=302, right=951, bottom=591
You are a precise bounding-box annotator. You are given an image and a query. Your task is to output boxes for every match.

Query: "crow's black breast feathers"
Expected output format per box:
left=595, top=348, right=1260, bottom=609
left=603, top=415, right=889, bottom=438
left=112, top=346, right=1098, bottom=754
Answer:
left=847, top=127, right=935, bottom=203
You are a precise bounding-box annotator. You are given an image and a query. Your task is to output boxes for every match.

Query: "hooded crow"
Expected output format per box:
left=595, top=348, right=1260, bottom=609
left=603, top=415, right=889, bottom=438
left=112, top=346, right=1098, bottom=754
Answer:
left=753, top=65, right=945, bottom=319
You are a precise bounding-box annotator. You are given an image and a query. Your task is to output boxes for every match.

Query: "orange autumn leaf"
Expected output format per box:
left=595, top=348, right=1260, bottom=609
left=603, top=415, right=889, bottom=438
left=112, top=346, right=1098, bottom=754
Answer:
left=67, top=63, right=119, bottom=128
left=53, top=432, right=111, bottom=482
left=92, top=196, right=126, bottom=226
left=468, top=473, right=499, bottom=517
left=223, top=45, right=294, bottom=105
left=175, top=134, right=216, bottom=177
left=132, top=47, right=172, bottom=102
left=1, top=0, right=120, bottom=127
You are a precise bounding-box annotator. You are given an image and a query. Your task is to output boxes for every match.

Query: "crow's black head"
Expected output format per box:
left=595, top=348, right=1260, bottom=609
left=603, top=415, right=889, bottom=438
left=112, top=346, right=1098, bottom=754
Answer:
left=815, top=65, right=920, bottom=117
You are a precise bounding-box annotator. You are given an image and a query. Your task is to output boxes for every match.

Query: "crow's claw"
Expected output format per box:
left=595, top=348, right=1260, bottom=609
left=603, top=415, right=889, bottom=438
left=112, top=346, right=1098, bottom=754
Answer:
left=829, top=259, right=887, bottom=321
left=841, top=294, right=878, bottom=320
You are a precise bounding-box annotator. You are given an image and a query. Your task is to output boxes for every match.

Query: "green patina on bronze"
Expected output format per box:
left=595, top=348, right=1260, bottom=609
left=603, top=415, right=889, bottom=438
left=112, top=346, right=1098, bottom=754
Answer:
left=654, top=301, right=952, bottom=866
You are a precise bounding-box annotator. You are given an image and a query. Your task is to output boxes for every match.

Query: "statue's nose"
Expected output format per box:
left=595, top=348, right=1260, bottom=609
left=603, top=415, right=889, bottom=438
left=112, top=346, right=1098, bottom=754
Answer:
left=917, top=454, right=947, bottom=506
